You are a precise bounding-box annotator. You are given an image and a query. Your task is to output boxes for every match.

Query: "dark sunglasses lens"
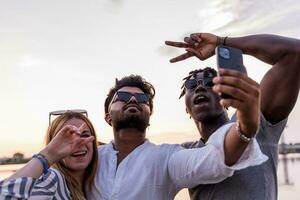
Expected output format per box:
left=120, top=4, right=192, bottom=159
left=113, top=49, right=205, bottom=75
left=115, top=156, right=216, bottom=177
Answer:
left=136, top=93, right=149, bottom=104
left=116, top=92, right=132, bottom=102
left=185, top=79, right=197, bottom=90
left=204, top=79, right=214, bottom=88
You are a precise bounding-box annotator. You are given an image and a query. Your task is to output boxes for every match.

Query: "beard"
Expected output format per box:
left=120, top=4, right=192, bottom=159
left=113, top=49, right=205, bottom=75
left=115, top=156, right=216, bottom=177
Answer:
left=111, top=109, right=150, bottom=132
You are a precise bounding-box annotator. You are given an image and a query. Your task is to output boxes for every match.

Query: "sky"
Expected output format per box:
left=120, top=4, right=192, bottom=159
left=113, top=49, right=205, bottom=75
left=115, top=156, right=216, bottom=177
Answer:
left=1, top=0, right=300, bottom=157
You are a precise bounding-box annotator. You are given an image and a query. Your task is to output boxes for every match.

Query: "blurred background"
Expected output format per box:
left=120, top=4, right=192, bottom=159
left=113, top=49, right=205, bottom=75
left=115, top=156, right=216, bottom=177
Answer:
left=0, top=0, right=299, bottom=199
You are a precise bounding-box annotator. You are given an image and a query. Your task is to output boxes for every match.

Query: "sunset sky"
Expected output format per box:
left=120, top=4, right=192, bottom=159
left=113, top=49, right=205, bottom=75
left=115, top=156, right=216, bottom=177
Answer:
left=1, top=0, right=300, bottom=157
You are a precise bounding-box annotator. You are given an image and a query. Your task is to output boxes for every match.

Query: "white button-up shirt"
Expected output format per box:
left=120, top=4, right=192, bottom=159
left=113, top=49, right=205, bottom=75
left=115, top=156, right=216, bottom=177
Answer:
left=88, top=123, right=267, bottom=200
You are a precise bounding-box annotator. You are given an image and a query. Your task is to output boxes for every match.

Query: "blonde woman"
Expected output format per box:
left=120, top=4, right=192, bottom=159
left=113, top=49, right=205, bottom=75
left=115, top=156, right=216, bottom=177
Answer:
left=0, top=111, right=98, bottom=200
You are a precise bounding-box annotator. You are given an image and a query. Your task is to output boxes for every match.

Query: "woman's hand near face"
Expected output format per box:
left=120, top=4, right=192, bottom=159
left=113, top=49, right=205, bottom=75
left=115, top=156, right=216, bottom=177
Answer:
left=40, top=124, right=95, bottom=165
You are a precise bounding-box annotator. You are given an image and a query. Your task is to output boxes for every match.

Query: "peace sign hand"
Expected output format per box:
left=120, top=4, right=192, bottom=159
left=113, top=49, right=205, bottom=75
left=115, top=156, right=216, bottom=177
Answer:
left=165, top=33, right=219, bottom=63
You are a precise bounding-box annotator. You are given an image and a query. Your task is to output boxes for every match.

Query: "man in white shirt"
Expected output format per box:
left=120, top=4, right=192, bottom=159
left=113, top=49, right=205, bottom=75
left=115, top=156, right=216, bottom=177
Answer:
left=88, top=74, right=267, bottom=200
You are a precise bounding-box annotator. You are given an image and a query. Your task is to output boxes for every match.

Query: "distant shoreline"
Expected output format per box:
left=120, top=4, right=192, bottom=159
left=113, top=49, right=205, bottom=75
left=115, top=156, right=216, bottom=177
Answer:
left=0, top=156, right=299, bottom=166
left=0, top=158, right=30, bottom=165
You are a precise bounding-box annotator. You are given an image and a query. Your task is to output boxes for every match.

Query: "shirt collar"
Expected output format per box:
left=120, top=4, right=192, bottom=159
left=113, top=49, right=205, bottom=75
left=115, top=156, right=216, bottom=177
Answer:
left=107, top=139, right=150, bottom=155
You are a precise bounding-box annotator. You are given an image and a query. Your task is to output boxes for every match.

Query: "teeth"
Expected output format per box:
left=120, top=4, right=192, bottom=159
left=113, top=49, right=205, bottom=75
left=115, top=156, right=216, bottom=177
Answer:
left=194, top=95, right=208, bottom=104
left=72, top=150, right=87, bottom=156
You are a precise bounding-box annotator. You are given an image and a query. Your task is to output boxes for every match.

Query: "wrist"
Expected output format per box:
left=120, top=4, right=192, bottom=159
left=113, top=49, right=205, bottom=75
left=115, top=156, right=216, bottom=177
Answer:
left=32, top=153, right=50, bottom=174
left=236, top=121, right=259, bottom=143
left=40, top=147, right=56, bottom=165
left=217, top=36, right=229, bottom=46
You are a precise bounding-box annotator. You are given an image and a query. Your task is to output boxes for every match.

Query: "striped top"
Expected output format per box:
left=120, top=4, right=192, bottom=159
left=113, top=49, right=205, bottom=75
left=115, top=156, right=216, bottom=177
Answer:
left=0, top=168, right=71, bottom=199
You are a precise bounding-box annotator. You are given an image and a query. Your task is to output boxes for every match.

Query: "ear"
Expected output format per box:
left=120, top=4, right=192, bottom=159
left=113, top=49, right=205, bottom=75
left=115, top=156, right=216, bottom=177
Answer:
left=185, top=107, right=189, bottom=114
left=185, top=107, right=192, bottom=119
left=105, top=113, right=112, bottom=126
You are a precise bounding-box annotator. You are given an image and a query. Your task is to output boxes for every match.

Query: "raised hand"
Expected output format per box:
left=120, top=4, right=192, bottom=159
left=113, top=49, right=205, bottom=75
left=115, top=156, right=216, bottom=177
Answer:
left=165, top=33, right=219, bottom=63
left=40, top=123, right=94, bottom=165
left=213, top=69, right=261, bottom=136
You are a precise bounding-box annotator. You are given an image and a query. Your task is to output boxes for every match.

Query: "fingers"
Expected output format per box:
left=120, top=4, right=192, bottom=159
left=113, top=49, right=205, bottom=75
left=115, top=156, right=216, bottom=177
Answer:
left=59, top=125, right=80, bottom=137
left=213, top=84, right=248, bottom=102
left=218, top=69, right=259, bottom=86
left=165, top=41, right=189, bottom=48
left=78, top=122, right=88, bottom=133
left=190, top=33, right=202, bottom=43
left=184, top=37, right=199, bottom=47
left=213, top=74, right=259, bottom=96
left=73, top=136, right=95, bottom=149
left=170, top=52, right=193, bottom=63
left=219, top=98, right=243, bottom=109
left=212, top=69, right=260, bottom=110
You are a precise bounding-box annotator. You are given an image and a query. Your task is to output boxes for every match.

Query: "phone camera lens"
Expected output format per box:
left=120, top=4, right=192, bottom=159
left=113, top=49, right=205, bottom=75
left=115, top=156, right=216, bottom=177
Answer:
left=219, top=47, right=230, bottom=59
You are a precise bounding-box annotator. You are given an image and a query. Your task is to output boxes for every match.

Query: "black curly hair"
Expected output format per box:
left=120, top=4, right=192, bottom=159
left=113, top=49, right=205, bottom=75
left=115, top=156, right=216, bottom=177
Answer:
left=179, top=67, right=217, bottom=98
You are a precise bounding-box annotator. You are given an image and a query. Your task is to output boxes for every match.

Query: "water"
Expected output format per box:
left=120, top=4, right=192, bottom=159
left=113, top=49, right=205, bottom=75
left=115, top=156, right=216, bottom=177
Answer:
left=1, top=159, right=299, bottom=199
left=0, top=164, right=25, bottom=180
left=277, top=156, right=300, bottom=199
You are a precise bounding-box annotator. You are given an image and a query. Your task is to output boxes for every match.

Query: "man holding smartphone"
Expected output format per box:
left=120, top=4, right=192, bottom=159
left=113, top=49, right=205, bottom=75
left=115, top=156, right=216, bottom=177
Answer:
left=165, top=33, right=300, bottom=200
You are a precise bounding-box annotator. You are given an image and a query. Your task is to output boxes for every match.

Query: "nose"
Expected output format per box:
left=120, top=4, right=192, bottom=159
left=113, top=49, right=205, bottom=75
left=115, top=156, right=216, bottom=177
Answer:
left=128, top=95, right=138, bottom=103
left=194, top=82, right=207, bottom=93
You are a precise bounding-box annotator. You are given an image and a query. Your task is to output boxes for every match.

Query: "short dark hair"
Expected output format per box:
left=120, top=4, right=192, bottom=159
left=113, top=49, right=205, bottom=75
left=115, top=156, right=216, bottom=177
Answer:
left=104, top=75, right=155, bottom=115
left=179, top=67, right=217, bottom=98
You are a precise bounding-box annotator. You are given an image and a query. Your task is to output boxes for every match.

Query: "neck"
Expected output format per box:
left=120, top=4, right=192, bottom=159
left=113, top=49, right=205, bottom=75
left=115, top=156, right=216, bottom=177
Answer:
left=113, top=128, right=146, bottom=165
left=195, top=112, right=229, bottom=142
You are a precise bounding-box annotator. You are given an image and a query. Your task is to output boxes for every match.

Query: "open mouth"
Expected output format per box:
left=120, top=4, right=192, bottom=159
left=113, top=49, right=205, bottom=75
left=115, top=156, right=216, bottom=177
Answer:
left=193, top=95, right=209, bottom=105
left=71, top=150, right=87, bottom=157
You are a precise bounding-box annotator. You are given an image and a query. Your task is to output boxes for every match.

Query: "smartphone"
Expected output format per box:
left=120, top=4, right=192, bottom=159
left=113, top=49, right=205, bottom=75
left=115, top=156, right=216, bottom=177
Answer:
left=216, top=45, right=246, bottom=98
left=216, top=45, right=245, bottom=72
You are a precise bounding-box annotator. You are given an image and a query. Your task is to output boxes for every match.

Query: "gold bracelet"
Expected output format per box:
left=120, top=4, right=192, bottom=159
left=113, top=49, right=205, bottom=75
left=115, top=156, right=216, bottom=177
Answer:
left=236, top=121, right=252, bottom=143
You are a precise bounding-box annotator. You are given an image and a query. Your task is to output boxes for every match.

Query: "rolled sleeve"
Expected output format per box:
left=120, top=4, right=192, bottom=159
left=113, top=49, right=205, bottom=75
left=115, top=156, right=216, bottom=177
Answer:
left=168, top=123, right=268, bottom=189
left=206, top=123, right=268, bottom=171
left=0, top=177, right=36, bottom=199
left=0, top=169, right=59, bottom=199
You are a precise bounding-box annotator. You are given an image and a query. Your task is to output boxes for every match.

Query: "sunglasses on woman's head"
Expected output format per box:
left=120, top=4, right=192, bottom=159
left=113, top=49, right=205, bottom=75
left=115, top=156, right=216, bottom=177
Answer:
left=184, top=77, right=214, bottom=90
left=113, top=91, right=150, bottom=104
left=49, top=109, right=88, bottom=125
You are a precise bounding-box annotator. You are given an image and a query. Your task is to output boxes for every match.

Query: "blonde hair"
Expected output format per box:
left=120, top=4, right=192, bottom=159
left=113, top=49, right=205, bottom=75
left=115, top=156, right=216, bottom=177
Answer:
left=45, top=112, right=98, bottom=200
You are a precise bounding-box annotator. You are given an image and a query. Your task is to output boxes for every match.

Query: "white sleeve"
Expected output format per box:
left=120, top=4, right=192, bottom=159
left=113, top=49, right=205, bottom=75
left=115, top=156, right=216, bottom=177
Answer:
left=168, top=123, right=268, bottom=189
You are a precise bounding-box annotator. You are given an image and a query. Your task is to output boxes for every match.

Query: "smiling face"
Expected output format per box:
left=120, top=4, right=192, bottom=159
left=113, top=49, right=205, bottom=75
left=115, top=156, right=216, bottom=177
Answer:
left=106, top=86, right=151, bottom=132
left=184, top=72, right=225, bottom=123
left=61, top=118, right=94, bottom=172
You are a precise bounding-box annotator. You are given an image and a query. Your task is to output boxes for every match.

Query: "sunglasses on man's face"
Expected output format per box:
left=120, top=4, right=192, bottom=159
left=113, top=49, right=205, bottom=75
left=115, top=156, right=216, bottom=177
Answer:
left=49, top=109, right=88, bottom=125
left=184, top=77, right=214, bottom=90
left=113, top=91, right=150, bottom=104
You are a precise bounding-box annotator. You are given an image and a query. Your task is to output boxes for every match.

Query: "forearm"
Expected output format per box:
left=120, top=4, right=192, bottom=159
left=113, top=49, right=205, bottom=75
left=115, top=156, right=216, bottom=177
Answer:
left=6, top=148, right=55, bottom=181
left=225, top=34, right=300, bottom=65
left=223, top=123, right=253, bottom=166
left=6, top=159, right=44, bottom=180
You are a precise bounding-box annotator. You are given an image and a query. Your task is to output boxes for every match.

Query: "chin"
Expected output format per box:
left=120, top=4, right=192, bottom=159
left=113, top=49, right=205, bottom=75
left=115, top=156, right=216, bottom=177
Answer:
left=65, top=156, right=92, bottom=171
left=194, top=113, right=214, bottom=123
left=69, top=162, right=89, bottom=171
